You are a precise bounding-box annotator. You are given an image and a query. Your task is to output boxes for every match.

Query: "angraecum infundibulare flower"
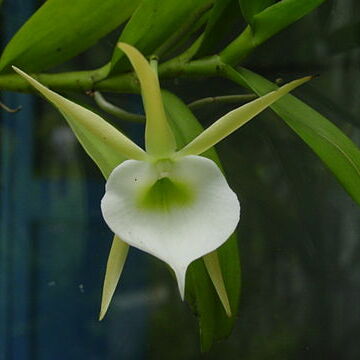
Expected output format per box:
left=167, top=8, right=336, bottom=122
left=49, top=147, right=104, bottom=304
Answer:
left=13, top=43, right=310, bottom=318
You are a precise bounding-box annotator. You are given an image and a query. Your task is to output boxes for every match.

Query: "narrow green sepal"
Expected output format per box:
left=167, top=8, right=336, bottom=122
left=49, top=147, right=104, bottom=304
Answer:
left=203, top=251, right=232, bottom=317
left=177, top=76, right=312, bottom=157
left=117, top=43, right=176, bottom=158
left=12, top=67, right=147, bottom=163
left=99, top=236, right=129, bottom=321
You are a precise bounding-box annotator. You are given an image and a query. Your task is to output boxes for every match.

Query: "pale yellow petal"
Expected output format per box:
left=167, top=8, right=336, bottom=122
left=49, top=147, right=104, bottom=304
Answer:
left=13, top=66, right=147, bottom=161
left=203, top=251, right=232, bottom=317
left=177, top=76, right=312, bottom=157
left=99, top=236, right=129, bottom=321
left=118, top=43, right=176, bottom=157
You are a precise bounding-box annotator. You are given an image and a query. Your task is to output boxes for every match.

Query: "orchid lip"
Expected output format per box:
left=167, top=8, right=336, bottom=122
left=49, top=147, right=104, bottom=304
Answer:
left=101, top=155, right=240, bottom=298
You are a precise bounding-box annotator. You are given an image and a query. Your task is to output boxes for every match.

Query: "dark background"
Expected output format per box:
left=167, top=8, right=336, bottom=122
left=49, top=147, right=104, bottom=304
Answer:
left=1, top=0, right=360, bottom=359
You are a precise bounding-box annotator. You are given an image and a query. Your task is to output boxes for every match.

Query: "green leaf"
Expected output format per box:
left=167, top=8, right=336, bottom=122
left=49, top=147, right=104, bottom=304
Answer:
left=250, top=0, right=326, bottom=46
left=195, top=0, right=240, bottom=58
left=0, top=0, right=141, bottom=73
left=110, top=0, right=212, bottom=74
left=162, top=90, right=241, bottom=350
left=239, top=0, right=275, bottom=25
left=229, top=67, right=360, bottom=205
left=220, top=0, right=326, bottom=66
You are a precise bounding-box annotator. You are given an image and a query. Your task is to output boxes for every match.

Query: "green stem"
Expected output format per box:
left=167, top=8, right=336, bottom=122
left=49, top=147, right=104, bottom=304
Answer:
left=0, top=55, right=223, bottom=94
left=150, top=55, right=159, bottom=73
left=219, top=26, right=255, bottom=66
left=0, top=69, right=139, bottom=93
left=188, top=94, right=257, bottom=110
left=222, top=64, right=248, bottom=88
left=93, top=91, right=145, bottom=123
left=0, top=27, right=257, bottom=94
left=159, top=53, right=223, bottom=79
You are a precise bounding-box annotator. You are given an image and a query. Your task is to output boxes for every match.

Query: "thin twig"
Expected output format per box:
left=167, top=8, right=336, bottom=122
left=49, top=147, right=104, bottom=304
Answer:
left=188, top=94, right=257, bottom=111
left=150, top=55, right=159, bottom=73
left=0, top=100, right=22, bottom=113
left=93, top=92, right=145, bottom=123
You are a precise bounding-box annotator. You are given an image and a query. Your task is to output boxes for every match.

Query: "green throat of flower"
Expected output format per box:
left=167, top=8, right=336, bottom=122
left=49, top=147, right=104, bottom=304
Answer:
left=138, top=177, right=194, bottom=211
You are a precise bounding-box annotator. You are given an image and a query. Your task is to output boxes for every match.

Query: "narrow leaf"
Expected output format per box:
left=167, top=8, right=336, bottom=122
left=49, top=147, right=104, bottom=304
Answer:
left=230, top=67, right=360, bottom=205
left=118, top=43, right=176, bottom=157
left=99, top=236, right=129, bottom=321
left=250, top=0, right=326, bottom=46
left=221, top=0, right=325, bottom=65
left=0, top=0, right=141, bottom=73
left=178, top=76, right=311, bottom=157
left=13, top=67, right=147, bottom=173
left=110, top=0, right=212, bottom=73
left=195, top=0, right=240, bottom=58
left=239, top=0, right=275, bottom=25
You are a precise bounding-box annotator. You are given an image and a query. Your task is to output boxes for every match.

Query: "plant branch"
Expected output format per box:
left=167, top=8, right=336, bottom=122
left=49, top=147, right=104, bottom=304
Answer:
left=0, top=9, right=316, bottom=94
left=219, top=26, right=256, bottom=66
left=188, top=94, right=257, bottom=110
left=0, top=69, right=139, bottom=93
left=0, top=27, right=258, bottom=94
left=92, top=91, right=145, bottom=123
left=0, top=53, right=224, bottom=94
left=150, top=55, right=159, bottom=73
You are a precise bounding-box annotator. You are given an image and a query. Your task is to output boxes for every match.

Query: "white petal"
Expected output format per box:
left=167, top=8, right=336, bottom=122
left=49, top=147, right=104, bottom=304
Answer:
left=101, top=155, right=240, bottom=297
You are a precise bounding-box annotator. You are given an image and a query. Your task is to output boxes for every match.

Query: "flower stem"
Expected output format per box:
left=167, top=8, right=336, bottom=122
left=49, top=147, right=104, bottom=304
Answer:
left=219, top=26, right=255, bottom=66
left=149, top=55, right=159, bottom=73
left=93, top=92, right=145, bottom=123
left=188, top=94, right=257, bottom=111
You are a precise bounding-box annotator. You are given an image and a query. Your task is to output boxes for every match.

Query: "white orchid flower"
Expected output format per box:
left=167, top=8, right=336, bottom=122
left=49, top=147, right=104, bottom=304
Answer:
left=13, top=43, right=310, bottom=318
